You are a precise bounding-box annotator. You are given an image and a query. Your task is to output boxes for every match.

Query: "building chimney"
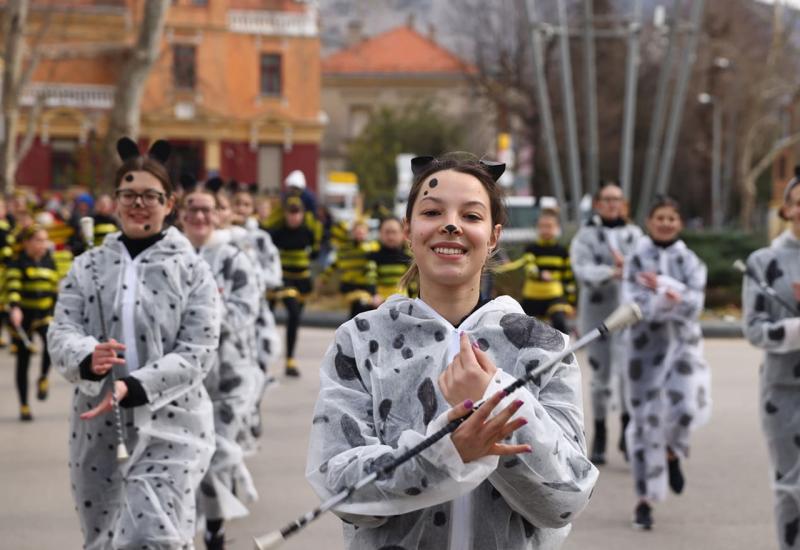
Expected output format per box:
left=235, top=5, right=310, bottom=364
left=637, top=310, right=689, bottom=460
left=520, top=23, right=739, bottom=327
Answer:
left=347, top=20, right=363, bottom=46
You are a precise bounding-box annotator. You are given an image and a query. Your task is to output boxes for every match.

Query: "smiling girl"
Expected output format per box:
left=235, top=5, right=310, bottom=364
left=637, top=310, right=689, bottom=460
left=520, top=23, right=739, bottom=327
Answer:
left=48, top=138, right=221, bottom=550
left=621, top=195, right=712, bottom=530
left=306, top=153, right=597, bottom=550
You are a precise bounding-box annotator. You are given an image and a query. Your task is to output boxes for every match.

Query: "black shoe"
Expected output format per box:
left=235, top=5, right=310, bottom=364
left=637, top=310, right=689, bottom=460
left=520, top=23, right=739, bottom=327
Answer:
left=668, top=455, right=685, bottom=494
left=19, top=405, right=33, bottom=422
left=633, top=501, right=653, bottom=530
left=590, top=419, right=607, bottom=465
left=619, top=412, right=630, bottom=461
left=285, top=358, right=300, bottom=378
left=205, top=531, right=225, bottom=550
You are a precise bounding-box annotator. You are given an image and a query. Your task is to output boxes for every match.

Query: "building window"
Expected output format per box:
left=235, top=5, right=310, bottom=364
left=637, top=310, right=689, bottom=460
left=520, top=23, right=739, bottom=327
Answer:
left=260, top=53, right=282, bottom=97
left=173, top=44, right=196, bottom=90
left=51, top=139, right=78, bottom=189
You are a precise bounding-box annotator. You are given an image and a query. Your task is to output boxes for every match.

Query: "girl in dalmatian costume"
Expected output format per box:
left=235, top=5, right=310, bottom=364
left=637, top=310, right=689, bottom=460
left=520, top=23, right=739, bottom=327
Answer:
left=569, top=181, right=642, bottom=464
left=743, top=168, right=800, bottom=550
left=621, top=196, right=711, bottom=531
left=306, top=154, right=598, bottom=550
left=48, top=138, right=221, bottom=550
left=178, top=179, right=262, bottom=549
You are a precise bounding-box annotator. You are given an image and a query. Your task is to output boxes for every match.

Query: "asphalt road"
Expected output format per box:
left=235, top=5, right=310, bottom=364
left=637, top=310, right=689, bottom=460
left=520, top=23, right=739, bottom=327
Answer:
left=0, top=328, right=777, bottom=550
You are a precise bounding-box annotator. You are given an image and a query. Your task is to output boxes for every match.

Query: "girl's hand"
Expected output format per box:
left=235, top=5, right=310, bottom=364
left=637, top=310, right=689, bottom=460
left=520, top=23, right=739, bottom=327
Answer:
left=439, top=332, right=497, bottom=406
left=91, top=339, right=126, bottom=376
left=80, top=380, right=128, bottom=420
left=637, top=272, right=659, bottom=290
left=665, top=288, right=682, bottom=303
left=447, top=392, right=532, bottom=463
left=10, top=306, right=22, bottom=328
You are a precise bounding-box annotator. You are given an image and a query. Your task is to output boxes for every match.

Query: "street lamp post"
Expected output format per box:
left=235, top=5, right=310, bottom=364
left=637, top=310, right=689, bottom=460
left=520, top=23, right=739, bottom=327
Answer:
left=699, top=92, right=723, bottom=230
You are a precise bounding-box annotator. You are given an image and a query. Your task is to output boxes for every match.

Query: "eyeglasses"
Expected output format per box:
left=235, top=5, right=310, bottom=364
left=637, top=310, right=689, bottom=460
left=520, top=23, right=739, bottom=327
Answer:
left=598, top=196, right=623, bottom=203
left=115, top=189, right=166, bottom=207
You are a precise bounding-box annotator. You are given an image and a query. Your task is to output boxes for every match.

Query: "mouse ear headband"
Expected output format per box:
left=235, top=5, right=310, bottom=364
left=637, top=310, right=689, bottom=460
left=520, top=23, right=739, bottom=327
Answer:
left=116, top=137, right=171, bottom=165
left=410, top=156, right=505, bottom=182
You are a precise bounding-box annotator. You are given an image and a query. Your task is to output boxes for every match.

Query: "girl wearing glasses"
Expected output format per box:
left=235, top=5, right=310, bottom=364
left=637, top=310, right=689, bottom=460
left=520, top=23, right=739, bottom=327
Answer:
left=179, top=178, right=262, bottom=549
left=48, top=138, right=222, bottom=550
left=306, top=154, right=596, bottom=550
left=570, top=181, right=642, bottom=465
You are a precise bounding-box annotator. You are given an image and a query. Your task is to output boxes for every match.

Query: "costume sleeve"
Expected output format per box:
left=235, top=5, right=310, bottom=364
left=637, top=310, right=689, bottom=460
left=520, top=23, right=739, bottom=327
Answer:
left=569, top=230, right=615, bottom=285
left=5, top=257, right=22, bottom=309
left=624, top=252, right=706, bottom=323
left=48, top=258, right=104, bottom=396
left=128, top=260, right=221, bottom=410
left=563, top=252, right=577, bottom=305
left=494, top=253, right=530, bottom=275
left=485, top=346, right=598, bottom=529
left=306, top=325, right=498, bottom=524
left=256, top=231, right=282, bottom=289
left=742, top=253, right=800, bottom=354
left=219, top=249, right=258, bottom=335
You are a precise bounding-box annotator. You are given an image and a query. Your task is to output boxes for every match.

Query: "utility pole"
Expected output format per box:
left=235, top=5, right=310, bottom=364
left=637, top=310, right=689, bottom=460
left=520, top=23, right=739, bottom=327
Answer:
left=523, top=0, right=567, bottom=221
left=619, top=0, right=642, bottom=198
left=556, top=0, right=583, bottom=222
left=583, top=0, right=599, bottom=194
left=637, top=1, right=679, bottom=222
left=654, top=0, right=706, bottom=197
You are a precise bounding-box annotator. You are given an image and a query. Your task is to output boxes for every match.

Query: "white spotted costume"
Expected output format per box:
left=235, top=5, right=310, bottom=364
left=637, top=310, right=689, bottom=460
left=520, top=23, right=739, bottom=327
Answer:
left=195, top=230, right=262, bottom=521
left=48, top=227, right=221, bottom=550
left=743, top=230, right=800, bottom=550
left=622, top=236, right=711, bottom=502
left=307, top=295, right=598, bottom=550
left=570, top=215, right=643, bottom=420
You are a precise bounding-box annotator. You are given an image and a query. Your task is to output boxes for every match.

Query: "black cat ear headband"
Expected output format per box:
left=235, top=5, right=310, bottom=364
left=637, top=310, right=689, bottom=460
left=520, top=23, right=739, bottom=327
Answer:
left=116, top=137, right=171, bottom=165
left=225, top=179, right=259, bottom=196
left=410, top=155, right=505, bottom=182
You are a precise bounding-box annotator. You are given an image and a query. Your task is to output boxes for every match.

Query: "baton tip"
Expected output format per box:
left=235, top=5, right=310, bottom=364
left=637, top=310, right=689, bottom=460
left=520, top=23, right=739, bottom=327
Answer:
left=116, top=444, right=129, bottom=462
left=254, top=531, right=284, bottom=549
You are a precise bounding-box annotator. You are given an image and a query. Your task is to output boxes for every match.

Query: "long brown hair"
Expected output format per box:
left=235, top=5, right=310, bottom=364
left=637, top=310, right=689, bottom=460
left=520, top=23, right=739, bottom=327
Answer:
left=399, top=152, right=507, bottom=289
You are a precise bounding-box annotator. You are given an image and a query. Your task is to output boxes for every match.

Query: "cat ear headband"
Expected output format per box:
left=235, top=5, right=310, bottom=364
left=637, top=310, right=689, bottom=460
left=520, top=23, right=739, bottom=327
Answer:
left=410, top=155, right=505, bottom=182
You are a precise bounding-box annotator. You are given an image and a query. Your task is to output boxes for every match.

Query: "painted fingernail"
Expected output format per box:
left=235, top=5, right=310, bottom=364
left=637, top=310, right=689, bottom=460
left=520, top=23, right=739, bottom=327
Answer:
left=525, top=445, right=533, bottom=453
left=519, top=418, right=528, bottom=425
left=513, top=400, right=524, bottom=407
left=497, top=390, right=507, bottom=398
left=463, top=399, right=473, bottom=409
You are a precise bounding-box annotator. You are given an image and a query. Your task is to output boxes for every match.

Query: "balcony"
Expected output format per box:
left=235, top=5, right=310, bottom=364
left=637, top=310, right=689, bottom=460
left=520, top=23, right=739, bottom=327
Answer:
left=227, top=9, right=318, bottom=38
left=21, top=83, right=115, bottom=110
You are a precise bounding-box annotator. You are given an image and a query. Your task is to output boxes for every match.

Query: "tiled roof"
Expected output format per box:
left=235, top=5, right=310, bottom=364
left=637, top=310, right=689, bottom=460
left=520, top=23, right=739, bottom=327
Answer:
left=322, top=25, right=473, bottom=75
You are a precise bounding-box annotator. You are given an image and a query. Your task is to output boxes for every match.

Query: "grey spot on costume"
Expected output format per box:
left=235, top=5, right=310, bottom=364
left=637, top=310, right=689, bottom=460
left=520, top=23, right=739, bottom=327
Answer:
left=221, top=257, right=233, bottom=279
left=231, top=269, right=248, bottom=292
left=417, top=377, right=437, bottom=425
left=312, top=415, right=329, bottom=424
left=668, top=391, right=684, bottom=405
left=369, top=340, right=379, bottom=353
left=590, top=292, right=603, bottom=304
left=629, top=359, right=643, bottom=381
left=434, top=330, right=445, bottom=342
left=646, top=415, right=659, bottom=428
left=786, top=518, right=799, bottom=546
left=633, top=332, right=649, bottom=350
left=588, top=357, right=600, bottom=371
left=389, top=308, right=400, bottom=321
left=200, top=482, right=216, bottom=497
left=649, top=321, right=664, bottom=332
left=636, top=479, right=646, bottom=495
left=402, top=347, right=414, bottom=359
left=334, top=345, right=360, bottom=381
left=355, top=318, right=370, bottom=332
left=765, top=259, right=784, bottom=286
left=500, top=313, right=564, bottom=351
left=631, top=255, right=642, bottom=270
left=405, top=487, right=421, bottom=495
left=768, top=327, right=785, bottom=341
left=503, top=457, right=521, bottom=468
left=679, top=414, right=693, bottom=427
left=340, top=414, right=366, bottom=448
left=675, top=360, right=693, bottom=375
left=476, top=338, right=490, bottom=351
left=366, top=452, right=395, bottom=480
left=646, top=466, right=665, bottom=479
left=218, top=376, right=242, bottom=393
left=755, top=294, right=766, bottom=313
left=378, top=546, right=406, bottom=550
left=219, top=403, right=234, bottom=424
left=379, top=399, right=392, bottom=421
left=794, top=362, right=800, bottom=378
left=653, top=353, right=665, bottom=366
left=522, top=517, right=536, bottom=537
left=794, top=435, right=800, bottom=448
left=364, top=359, right=373, bottom=371
left=433, top=511, right=447, bottom=526
left=393, top=334, right=405, bottom=349
left=765, top=401, right=779, bottom=414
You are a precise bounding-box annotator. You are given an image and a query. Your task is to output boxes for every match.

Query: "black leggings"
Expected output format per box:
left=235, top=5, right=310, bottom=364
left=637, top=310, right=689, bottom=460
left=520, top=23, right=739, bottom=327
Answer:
left=15, top=322, right=51, bottom=406
left=283, top=296, right=305, bottom=359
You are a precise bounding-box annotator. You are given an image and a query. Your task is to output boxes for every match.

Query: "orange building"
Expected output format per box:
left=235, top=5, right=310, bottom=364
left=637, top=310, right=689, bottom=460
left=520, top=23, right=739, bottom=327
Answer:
left=7, top=0, right=323, bottom=193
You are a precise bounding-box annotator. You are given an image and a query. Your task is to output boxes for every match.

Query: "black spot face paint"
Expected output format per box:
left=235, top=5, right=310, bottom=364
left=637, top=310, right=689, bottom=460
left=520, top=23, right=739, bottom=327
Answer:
left=423, top=191, right=428, bottom=196
left=124, top=174, right=134, bottom=182
left=143, top=224, right=151, bottom=231
left=444, top=224, right=457, bottom=234
left=428, top=178, right=438, bottom=188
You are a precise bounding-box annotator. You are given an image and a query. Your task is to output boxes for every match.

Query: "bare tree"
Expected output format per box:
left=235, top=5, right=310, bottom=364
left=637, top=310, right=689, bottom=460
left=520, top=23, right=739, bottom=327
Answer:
left=100, top=0, right=171, bottom=183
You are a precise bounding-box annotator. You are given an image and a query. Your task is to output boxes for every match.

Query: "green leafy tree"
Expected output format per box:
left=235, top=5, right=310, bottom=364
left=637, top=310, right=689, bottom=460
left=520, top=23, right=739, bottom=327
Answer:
left=347, top=101, right=464, bottom=204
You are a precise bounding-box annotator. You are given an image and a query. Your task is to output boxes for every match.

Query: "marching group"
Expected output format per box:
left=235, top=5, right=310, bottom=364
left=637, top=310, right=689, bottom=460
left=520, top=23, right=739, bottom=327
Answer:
left=1, top=141, right=796, bottom=549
